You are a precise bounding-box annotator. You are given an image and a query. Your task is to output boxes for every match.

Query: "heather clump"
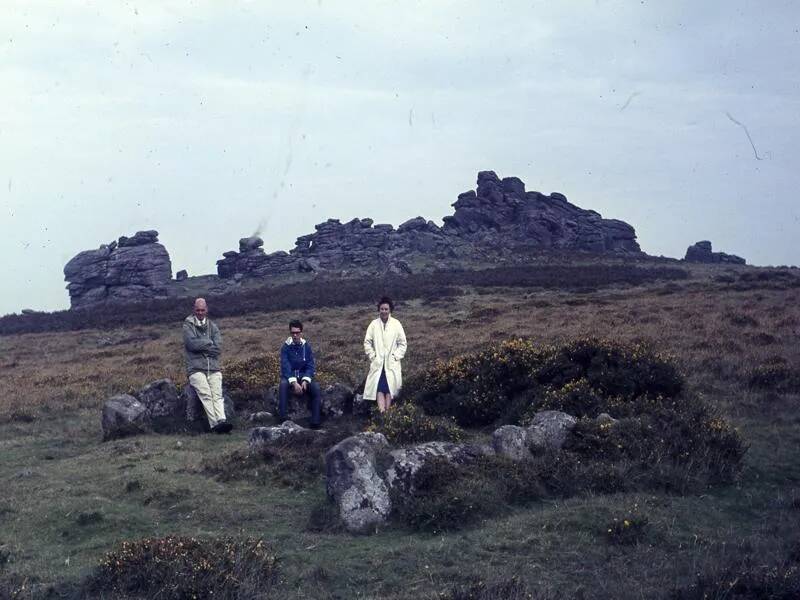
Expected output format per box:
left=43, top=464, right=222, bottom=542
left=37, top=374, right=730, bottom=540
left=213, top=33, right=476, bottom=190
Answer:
left=392, top=338, right=746, bottom=532
left=747, top=363, right=800, bottom=393
left=406, top=338, right=683, bottom=426
left=405, top=338, right=549, bottom=426
left=86, top=536, right=277, bottom=599
left=223, top=355, right=281, bottom=404
left=367, top=402, right=464, bottom=445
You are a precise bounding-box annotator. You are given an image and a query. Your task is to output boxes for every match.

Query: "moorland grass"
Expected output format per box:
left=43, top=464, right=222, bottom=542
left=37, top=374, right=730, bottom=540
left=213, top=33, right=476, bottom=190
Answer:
left=1, top=265, right=800, bottom=598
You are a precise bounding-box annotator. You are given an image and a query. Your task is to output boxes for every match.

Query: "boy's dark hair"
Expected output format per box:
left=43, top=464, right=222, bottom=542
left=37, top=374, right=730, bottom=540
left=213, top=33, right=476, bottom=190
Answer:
left=289, top=319, right=303, bottom=331
left=377, top=296, right=394, bottom=311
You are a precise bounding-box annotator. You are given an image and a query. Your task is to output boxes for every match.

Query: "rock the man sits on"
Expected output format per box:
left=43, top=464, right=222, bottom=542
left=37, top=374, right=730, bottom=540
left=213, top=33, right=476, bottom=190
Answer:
left=279, top=319, right=322, bottom=428
left=183, top=298, right=232, bottom=433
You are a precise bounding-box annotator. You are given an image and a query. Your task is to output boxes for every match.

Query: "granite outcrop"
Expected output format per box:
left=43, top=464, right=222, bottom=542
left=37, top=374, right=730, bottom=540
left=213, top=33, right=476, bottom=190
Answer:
left=64, top=230, right=172, bottom=309
left=215, top=170, right=641, bottom=280
left=64, top=172, right=643, bottom=308
left=684, top=241, right=746, bottom=265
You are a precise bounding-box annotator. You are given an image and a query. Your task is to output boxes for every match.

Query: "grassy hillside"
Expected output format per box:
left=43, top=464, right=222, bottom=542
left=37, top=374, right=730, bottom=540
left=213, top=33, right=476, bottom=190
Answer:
left=1, top=262, right=799, bottom=598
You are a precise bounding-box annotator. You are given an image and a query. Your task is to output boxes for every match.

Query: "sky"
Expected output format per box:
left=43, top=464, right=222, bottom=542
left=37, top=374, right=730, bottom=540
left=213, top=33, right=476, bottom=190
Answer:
left=1, top=0, right=799, bottom=315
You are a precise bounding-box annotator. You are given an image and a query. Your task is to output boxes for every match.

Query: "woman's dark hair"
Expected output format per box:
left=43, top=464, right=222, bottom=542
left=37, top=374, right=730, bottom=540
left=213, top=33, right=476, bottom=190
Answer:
left=377, top=296, right=394, bottom=311
left=289, top=319, right=303, bottom=331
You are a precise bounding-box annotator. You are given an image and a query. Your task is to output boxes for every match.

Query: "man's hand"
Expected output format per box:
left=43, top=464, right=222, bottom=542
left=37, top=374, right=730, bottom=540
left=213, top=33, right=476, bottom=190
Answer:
left=292, top=381, right=304, bottom=396
left=301, top=380, right=309, bottom=393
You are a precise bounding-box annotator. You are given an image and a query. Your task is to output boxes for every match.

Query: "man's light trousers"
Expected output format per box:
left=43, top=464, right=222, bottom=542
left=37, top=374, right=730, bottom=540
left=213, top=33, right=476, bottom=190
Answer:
left=189, top=371, right=226, bottom=428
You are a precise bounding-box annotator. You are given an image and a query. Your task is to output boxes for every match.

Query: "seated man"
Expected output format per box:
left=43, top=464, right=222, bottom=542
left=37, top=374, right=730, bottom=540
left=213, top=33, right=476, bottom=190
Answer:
left=278, top=319, right=322, bottom=429
left=183, top=298, right=232, bottom=433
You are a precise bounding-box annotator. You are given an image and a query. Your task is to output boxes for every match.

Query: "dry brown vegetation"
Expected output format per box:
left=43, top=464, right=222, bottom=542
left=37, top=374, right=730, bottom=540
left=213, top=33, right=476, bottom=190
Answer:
left=1, top=261, right=800, bottom=598
left=2, top=264, right=797, bottom=423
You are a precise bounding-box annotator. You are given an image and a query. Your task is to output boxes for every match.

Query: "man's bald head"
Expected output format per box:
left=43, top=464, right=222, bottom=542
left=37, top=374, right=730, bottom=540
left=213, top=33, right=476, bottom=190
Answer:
left=194, top=298, right=208, bottom=320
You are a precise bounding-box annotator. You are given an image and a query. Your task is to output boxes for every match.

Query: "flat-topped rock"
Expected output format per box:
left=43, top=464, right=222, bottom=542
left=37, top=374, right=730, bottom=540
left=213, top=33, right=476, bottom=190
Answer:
left=64, top=231, right=172, bottom=308
left=685, top=240, right=746, bottom=265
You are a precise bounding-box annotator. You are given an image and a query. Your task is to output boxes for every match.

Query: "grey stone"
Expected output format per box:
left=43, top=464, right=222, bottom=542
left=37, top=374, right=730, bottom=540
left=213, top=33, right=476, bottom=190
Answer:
left=137, top=379, right=181, bottom=419
left=248, top=411, right=274, bottom=424
left=101, top=394, right=149, bottom=440
left=595, top=412, right=618, bottom=428
left=325, top=433, right=391, bottom=533
left=492, top=425, right=530, bottom=460
left=239, top=236, right=264, bottom=252
left=64, top=231, right=172, bottom=308
left=685, top=240, right=746, bottom=265
left=526, top=410, right=578, bottom=452
left=248, top=421, right=314, bottom=450
left=352, top=393, right=373, bottom=418
left=384, top=441, right=465, bottom=496
left=176, top=269, right=188, bottom=281
left=321, top=383, right=353, bottom=418
left=183, top=384, right=235, bottom=429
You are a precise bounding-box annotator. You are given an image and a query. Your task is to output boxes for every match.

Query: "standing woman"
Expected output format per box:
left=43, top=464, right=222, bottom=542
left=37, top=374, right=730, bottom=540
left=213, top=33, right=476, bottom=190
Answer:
left=363, top=296, right=407, bottom=412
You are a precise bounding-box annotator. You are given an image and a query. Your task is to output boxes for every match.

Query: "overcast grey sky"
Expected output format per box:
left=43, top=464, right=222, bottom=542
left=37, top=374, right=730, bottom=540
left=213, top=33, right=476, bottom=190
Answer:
left=2, top=1, right=799, bottom=315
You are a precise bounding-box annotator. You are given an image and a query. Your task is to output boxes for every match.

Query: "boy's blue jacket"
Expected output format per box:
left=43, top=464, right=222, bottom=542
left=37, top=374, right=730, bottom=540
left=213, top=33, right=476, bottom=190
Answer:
left=280, top=337, right=316, bottom=383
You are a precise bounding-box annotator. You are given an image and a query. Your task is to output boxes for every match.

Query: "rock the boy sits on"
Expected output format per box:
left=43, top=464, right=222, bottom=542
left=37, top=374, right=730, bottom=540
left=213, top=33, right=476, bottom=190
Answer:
left=278, top=319, right=322, bottom=429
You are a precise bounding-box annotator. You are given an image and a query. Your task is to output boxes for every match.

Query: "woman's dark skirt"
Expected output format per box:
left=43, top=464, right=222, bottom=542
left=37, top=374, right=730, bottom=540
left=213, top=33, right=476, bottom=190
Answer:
left=377, top=368, right=390, bottom=394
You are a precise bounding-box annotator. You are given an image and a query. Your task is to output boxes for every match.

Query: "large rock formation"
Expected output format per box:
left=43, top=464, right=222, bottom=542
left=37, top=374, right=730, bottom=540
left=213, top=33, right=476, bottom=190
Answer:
left=64, top=230, right=172, bottom=308
left=64, top=172, right=642, bottom=308
left=441, top=171, right=639, bottom=253
left=215, top=171, right=641, bottom=279
left=684, top=241, right=746, bottom=265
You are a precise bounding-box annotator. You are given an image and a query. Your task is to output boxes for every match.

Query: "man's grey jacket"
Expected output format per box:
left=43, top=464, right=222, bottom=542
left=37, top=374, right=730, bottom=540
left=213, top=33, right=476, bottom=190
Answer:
left=183, top=315, right=222, bottom=375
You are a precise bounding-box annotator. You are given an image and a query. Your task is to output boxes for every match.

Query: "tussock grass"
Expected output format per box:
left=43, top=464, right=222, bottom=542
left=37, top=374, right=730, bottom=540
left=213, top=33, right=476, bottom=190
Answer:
left=1, top=262, right=799, bottom=598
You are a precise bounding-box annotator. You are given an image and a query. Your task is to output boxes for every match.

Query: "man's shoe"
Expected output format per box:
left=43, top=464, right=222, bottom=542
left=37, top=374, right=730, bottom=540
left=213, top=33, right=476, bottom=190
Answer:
left=217, top=421, right=233, bottom=434
left=309, top=423, right=322, bottom=430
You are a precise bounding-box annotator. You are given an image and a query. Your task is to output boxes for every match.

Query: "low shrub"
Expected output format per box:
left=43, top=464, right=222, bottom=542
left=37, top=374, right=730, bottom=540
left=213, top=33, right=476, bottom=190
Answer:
left=567, top=396, right=746, bottom=491
left=391, top=457, right=504, bottom=533
left=392, top=454, right=612, bottom=532
left=747, top=364, right=800, bottom=393
left=367, top=402, right=464, bottom=444
left=535, top=338, right=683, bottom=402
left=405, top=339, right=549, bottom=426
left=406, top=338, right=683, bottom=426
left=86, top=536, right=277, bottom=600
left=223, top=355, right=280, bottom=404
left=393, top=339, right=746, bottom=529
left=204, top=424, right=357, bottom=489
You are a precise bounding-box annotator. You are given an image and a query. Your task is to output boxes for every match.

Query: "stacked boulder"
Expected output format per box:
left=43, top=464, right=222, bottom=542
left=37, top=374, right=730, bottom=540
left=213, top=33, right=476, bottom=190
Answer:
left=216, top=236, right=297, bottom=279
left=64, top=230, right=172, bottom=308
left=684, top=240, right=746, bottom=265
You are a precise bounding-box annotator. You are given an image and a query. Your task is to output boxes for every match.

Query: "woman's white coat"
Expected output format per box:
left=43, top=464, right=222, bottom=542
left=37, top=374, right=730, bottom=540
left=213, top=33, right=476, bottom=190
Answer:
left=363, top=315, right=407, bottom=400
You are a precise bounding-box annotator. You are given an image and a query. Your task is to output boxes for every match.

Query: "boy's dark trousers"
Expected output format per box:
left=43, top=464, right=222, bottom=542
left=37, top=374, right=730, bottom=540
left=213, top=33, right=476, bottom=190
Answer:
left=278, top=379, right=321, bottom=426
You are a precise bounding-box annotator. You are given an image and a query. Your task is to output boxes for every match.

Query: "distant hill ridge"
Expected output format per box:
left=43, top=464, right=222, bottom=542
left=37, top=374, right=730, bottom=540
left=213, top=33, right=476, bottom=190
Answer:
left=63, top=170, right=641, bottom=309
